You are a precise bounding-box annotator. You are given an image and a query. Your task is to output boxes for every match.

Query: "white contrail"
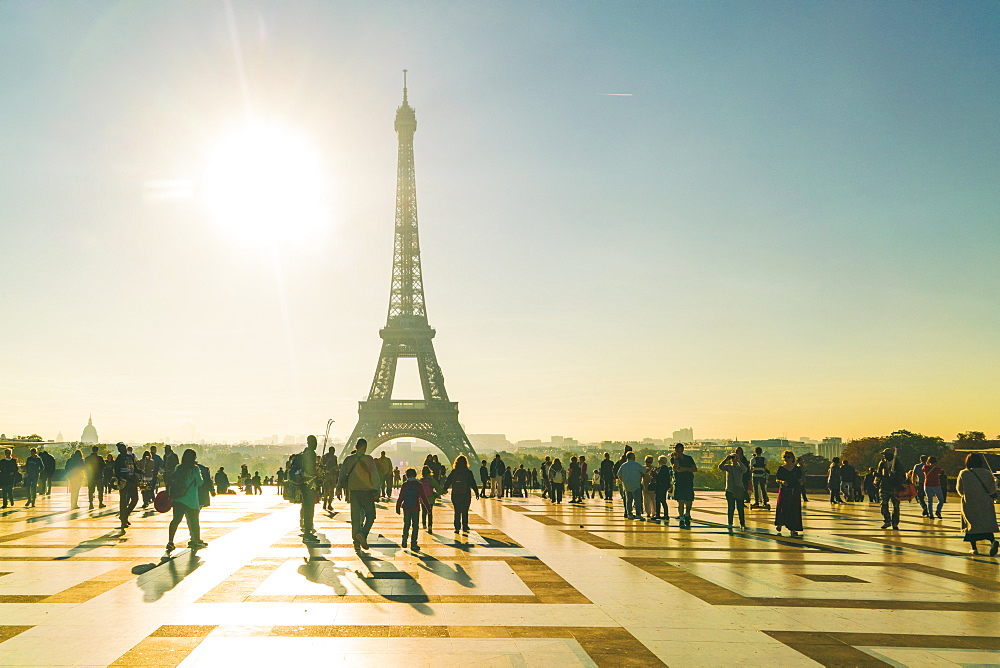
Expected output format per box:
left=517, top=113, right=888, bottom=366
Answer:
left=601, top=93, right=633, bottom=96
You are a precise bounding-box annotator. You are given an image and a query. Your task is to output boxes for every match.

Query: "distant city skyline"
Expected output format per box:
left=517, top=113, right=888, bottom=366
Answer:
left=2, top=3, right=998, bottom=444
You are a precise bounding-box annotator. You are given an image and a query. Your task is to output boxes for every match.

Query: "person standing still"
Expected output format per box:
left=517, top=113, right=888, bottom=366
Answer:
left=489, top=454, right=505, bottom=499
left=85, top=446, right=106, bottom=509
left=375, top=451, right=393, bottom=501
left=653, top=455, right=673, bottom=521
left=912, top=455, right=930, bottom=517
left=600, top=452, right=615, bottom=502
left=0, top=449, right=18, bottom=508
left=774, top=451, right=804, bottom=537
left=874, top=448, right=903, bottom=530
left=39, top=449, right=55, bottom=497
left=617, top=452, right=645, bottom=520
left=671, top=443, right=698, bottom=529
left=337, top=438, right=382, bottom=550
left=750, top=447, right=770, bottom=510
left=922, top=456, right=945, bottom=519
left=66, top=449, right=85, bottom=510
left=298, top=436, right=319, bottom=541
left=719, top=452, right=749, bottom=530
left=827, top=457, right=843, bottom=504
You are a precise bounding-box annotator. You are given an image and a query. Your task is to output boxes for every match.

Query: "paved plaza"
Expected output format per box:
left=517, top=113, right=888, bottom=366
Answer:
left=0, top=489, right=998, bottom=667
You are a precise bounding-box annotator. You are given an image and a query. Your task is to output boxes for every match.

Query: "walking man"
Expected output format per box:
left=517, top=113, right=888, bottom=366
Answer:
left=337, top=438, right=382, bottom=550
left=114, top=443, right=140, bottom=529
left=39, top=448, right=55, bottom=496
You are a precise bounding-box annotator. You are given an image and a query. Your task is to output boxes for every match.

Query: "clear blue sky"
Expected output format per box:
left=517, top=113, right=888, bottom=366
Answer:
left=1, top=2, right=998, bottom=444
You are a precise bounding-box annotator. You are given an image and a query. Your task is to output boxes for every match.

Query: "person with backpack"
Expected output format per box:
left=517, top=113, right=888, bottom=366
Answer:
left=442, top=455, right=480, bottom=534
left=874, top=448, right=904, bottom=530
left=114, top=443, right=141, bottom=529
left=396, top=468, right=431, bottom=551
left=749, top=447, right=770, bottom=510
left=337, top=438, right=382, bottom=550
left=548, top=459, right=566, bottom=504
left=165, top=448, right=210, bottom=551
left=827, top=457, right=843, bottom=504
left=294, top=436, right=320, bottom=541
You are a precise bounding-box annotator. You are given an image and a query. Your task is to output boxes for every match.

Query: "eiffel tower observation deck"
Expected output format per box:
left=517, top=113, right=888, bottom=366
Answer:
left=343, top=73, right=478, bottom=464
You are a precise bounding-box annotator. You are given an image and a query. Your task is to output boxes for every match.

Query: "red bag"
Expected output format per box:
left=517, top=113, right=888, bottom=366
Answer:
left=895, top=482, right=917, bottom=502
left=153, top=490, right=172, bottom=513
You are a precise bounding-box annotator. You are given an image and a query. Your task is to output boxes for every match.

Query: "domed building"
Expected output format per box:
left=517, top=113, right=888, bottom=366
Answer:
left=81, top=415, right=99, bottom=445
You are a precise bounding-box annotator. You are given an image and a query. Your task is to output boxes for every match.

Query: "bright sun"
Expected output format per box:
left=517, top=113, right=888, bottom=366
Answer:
left=202, top=122, right=328, bottom=245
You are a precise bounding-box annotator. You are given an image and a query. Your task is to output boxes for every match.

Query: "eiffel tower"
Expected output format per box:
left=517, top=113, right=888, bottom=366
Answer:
left=343, top=73, right=478, bottom=464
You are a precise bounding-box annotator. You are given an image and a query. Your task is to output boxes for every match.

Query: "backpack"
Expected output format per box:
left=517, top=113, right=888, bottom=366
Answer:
left=288, top=454, right=305, bottom=484
left=399, top=480, right=420, bottom=508
left=550, top=468, right=565, bottom=484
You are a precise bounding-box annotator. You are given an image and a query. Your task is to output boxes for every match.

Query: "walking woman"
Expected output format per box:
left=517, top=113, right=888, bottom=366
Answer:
left=642, top=455, right=658, bottom=519
left=442, top=455, right=480, bottom=533
left=774, top=451, right=804, bottom=538
left=956, top=453, right=999, bottom=556
left=548, top=458, right=565, bottom=504
left=166, top=448, right=210, bottom=552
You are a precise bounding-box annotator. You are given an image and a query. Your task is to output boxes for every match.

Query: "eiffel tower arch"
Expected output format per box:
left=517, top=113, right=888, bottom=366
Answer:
left=343, top=73, right=478, bottom=465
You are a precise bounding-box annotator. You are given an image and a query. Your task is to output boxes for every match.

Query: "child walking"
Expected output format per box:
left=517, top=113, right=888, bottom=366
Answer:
left=419, top=465, right=439, bottom=532
left=396, top=468, right=431, bottom=551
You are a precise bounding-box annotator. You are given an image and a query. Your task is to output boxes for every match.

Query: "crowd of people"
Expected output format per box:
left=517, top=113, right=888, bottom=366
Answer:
left=1, top=440, right=997, bottom=557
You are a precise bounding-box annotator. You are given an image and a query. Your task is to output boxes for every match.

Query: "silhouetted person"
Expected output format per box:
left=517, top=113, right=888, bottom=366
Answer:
left=443, top=455, right=480, bottom=534
left=296, top=436, right=319, bottom=541
left=66, top=449, right=85, bottom=509
left=489, top=454, right=505, bottom=498
left=0, top=449, right=17, bottom=508
left=24, top=448, right=42, bottom=507
left=114, top=443, right=140, bottom=529
left=166, top=448, right=209, bottom=551
left=337, top=438, right=381, bottom=550
left=84, top=446, right=106, bottom=509
left=479, top=460, right=490, bottom=497
left=875, top=448, right=903, bottom=530
left=600, top=452, right=615, bottom=501
left=396, top=467, right=430, bottom=550
left=215, top=467, right=229, bottom=495
left=39, top=449, right=55, bottom=496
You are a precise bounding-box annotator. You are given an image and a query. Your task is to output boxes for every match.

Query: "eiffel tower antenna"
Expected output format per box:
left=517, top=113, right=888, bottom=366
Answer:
left=344, top=75, right=478, bottom=464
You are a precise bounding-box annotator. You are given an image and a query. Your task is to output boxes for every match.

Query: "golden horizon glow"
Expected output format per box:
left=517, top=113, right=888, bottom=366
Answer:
left=201, top=121, right=328, bottom=246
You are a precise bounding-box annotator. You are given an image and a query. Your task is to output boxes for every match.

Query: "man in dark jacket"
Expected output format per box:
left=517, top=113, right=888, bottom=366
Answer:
left=479, top=460, right=490, bottom=497
left=489, top=454, right=505, bottom=499
left=114, top=443, right=140, bottom=530
left=600, top=453, right=615, bottom=501
left=874, top=448, right=903, bottom=530
left=85, top=446, right=106, bottom=509
left=39, top=449, right=56, bottom=496
left=653, top=455, right=673, bottom=520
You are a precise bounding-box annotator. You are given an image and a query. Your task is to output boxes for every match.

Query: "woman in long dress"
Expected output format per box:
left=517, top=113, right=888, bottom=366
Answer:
left=956, top=453, right=999, bottom=556
left=443, top=455, right=480, bottom=534
left=774, top=450, right=803, bottom=538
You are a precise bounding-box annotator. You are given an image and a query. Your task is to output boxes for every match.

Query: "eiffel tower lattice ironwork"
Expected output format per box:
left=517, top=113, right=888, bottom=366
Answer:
left=343, top=74, right=478, bottom=463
